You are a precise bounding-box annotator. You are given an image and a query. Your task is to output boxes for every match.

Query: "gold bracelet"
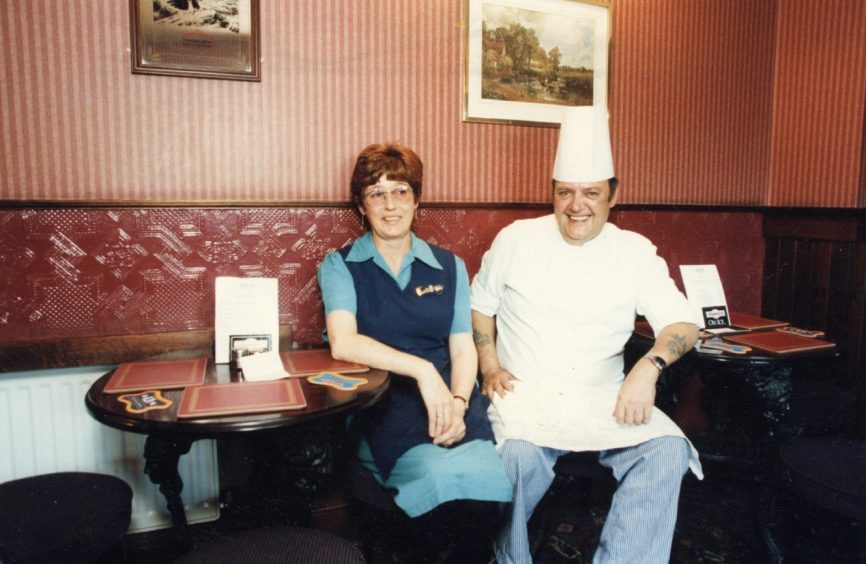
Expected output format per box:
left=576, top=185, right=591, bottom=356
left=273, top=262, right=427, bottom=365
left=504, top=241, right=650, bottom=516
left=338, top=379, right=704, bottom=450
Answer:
left=453, top=394, right=469, bottom=409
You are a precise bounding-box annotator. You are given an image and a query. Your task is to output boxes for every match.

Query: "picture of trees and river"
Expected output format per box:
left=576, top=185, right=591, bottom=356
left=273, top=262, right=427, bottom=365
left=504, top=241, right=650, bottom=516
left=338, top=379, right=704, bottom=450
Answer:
left=481, top=5, right=595, bottom=107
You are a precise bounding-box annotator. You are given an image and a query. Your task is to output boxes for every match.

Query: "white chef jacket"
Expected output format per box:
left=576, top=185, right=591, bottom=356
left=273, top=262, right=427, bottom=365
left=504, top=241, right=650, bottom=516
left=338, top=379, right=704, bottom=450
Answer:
left=471, top=215, right=703, bottom=478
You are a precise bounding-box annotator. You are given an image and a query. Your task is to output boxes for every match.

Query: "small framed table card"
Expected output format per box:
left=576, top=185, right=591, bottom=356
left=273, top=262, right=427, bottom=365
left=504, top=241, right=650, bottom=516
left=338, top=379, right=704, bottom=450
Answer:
left=679, top=265, right=738, bottom=335
left=214, top=277, right=279, bottom=364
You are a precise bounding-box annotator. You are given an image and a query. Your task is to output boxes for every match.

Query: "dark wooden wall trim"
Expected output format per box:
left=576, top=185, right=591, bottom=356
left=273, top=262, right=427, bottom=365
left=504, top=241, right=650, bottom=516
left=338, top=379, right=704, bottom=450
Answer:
left=762, top=210, right=866, bottom=397
left=0, top=326, right=293, bottom=373
left=763, top=210, right=864, bottom=241
left=0, top=199, right=553, bottom=210
left=0, top=200, right=765, bottom=212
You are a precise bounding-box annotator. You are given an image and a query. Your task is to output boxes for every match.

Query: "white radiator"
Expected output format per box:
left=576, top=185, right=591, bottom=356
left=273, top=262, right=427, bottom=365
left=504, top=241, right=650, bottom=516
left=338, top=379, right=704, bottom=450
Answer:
left=0, top=366, right=220, bottom=533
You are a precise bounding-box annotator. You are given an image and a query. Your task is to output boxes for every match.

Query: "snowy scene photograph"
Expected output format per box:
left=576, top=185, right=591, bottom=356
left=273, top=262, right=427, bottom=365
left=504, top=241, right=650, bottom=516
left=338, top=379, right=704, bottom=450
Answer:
left=131, top=0, right=260, bottom=80
left=152, top=0, right=242, bottom=34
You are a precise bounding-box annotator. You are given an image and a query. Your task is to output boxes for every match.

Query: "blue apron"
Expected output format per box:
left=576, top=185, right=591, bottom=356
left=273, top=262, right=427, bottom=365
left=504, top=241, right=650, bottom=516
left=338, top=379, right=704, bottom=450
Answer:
left=340, top=242, right=494, bottom=479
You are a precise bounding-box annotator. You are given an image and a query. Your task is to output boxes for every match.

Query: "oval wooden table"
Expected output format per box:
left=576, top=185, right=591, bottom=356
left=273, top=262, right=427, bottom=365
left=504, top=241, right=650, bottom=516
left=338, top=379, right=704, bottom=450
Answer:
left=628, top=323, right=840, bottom=466
left=85, top=359, right=389, bottom=547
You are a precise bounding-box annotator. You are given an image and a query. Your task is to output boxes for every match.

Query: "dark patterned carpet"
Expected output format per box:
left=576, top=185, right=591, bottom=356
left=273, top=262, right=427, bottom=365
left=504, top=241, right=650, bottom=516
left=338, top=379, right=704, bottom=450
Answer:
left=532, top=472, right=765, bottom=563
left=528, top=466, right=860, bottom=564
left=127, top=462, right=861, bottom=563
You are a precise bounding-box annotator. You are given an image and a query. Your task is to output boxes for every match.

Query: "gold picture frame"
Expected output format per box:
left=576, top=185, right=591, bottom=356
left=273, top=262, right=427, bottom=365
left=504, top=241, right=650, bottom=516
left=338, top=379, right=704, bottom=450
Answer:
left=130, top=0, right=261, bottom=81
left=463, top=0, right=609, bottom=126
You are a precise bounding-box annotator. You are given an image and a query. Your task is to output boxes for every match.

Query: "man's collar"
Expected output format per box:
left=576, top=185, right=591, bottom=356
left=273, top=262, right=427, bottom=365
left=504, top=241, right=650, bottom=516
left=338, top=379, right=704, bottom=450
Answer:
left=581, top=222, right=614, bottom=248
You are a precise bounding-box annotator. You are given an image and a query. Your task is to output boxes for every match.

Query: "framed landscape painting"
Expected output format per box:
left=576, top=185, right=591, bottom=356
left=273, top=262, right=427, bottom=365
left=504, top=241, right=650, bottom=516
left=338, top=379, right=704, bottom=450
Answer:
left=463, top=0, right=609, bottom=126
left=130, top=0, right=261, bottom=81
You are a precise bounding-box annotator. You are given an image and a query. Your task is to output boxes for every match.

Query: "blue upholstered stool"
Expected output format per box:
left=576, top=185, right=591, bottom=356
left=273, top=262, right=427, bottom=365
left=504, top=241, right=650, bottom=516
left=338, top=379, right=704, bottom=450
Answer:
left=0, top=472, right=133, bottom=564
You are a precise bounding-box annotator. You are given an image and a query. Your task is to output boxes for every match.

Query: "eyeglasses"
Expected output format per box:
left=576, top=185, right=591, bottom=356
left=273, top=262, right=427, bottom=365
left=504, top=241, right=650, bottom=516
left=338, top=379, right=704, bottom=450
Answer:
left=364, top=185, right=414, bottom=206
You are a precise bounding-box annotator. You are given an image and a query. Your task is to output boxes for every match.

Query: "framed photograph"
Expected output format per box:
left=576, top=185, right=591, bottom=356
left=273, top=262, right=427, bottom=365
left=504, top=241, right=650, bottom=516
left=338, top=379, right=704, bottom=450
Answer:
left=129, top=0, right=261, bottom=81
left=463, top=0, right=609, bottom=126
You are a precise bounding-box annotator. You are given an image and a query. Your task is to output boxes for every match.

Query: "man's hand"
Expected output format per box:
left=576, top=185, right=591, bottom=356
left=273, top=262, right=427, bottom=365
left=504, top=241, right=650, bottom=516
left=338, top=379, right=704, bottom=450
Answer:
left=613, top=361, right=658, bottom=424
left=482, top=366, right=516, bottom=400
left=614, top=322, right=698, bottom=424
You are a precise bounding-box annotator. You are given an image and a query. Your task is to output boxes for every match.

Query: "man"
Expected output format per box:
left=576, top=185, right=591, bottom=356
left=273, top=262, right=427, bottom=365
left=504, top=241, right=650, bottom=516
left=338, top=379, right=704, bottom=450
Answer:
left=471, top=107, right=703, bottom=564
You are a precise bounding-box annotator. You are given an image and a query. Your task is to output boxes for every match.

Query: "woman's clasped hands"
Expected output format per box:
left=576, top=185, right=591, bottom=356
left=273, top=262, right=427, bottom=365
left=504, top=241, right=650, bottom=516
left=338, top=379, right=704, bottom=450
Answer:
left=417, top=366, right=467, bottom=447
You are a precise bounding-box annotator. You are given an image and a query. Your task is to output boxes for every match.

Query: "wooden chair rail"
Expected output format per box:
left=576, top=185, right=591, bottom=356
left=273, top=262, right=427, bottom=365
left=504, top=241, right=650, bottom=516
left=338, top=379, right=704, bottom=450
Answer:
left=0, top=326, right=294, bottom=373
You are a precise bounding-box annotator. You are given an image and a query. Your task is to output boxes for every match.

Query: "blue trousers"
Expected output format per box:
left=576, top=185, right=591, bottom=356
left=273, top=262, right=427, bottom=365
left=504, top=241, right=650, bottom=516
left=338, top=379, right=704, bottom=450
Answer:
left=495, top=436, right=691, bottom=564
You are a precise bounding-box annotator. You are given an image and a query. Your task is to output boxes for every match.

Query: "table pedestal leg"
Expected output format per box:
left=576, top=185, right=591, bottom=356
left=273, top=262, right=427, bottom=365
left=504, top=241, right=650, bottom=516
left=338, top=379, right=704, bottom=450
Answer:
left=144, top=434, right=194, bottom=547
left=240, top=423, right=339, bottom=525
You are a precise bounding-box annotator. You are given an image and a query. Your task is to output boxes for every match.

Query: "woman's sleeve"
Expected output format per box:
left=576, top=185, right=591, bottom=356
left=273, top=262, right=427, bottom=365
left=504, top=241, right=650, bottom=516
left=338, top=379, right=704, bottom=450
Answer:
left=317, top=252, right=357, bottom=315
left=450, top=255, right=472, bottom=335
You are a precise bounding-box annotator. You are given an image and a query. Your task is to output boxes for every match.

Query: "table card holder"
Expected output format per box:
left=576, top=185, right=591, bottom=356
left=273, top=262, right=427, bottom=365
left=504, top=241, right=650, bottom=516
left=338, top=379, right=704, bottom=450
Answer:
left=239, top=350, right=290, bottom=382
left=214, top=277, right=279, bottom=364
left=679, top=264, right=738, bottom=334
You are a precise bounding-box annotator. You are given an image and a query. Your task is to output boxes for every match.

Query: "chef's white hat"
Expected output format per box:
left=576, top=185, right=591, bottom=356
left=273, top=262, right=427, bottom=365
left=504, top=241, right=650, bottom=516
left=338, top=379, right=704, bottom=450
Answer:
left=552, top=106, right=614, bottom=183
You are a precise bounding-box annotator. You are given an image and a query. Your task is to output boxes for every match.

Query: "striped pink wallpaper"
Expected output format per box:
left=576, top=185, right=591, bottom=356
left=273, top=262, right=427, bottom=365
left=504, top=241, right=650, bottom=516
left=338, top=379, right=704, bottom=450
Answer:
left=768, top=0, right=866, bottom=207
left=611, top=0, right=775, bottom=206
left=2, top=1, right=862, bottom=206
left=0, top=0, right=551, bottom=203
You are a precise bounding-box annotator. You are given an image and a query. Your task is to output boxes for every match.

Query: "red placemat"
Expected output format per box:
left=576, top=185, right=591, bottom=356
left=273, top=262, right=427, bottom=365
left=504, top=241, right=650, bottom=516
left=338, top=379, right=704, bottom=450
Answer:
left=104, top=358, right=207, bottom=394
left=725, top=331, right=835, bottom=355
left=281, top=349, right=369, bottom=376
left=177, top=379, right=306, bottom=418
left=729, top=312, right=788, bottom=331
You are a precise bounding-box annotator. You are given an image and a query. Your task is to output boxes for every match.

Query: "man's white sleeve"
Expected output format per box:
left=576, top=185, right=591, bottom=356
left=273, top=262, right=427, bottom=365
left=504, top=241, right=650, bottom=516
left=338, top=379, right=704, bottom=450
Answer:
left=636, top=243, right=699, bottom=331
left=470, top=229, right=512, bottom=317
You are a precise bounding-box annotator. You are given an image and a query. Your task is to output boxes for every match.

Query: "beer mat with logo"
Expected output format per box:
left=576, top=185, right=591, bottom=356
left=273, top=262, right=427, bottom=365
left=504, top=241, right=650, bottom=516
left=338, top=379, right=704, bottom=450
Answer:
left=117, top=390, right=173, bottom=413
left=307, top=371, right=368, bottom=391
left=699, top=339, right=751, bottom=354
left=776, top=326, right=825, bottom=338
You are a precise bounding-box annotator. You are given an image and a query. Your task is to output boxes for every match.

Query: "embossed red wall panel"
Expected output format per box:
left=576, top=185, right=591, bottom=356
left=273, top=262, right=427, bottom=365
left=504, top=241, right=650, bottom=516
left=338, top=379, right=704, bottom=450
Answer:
left=0, top=208, right=763, bottom=345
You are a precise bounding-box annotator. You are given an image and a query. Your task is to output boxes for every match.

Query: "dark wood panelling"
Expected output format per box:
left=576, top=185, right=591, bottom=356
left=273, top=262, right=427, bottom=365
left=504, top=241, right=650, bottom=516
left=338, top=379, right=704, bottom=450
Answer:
left=825, top=241, right=853, bottom=344
left=848, top=243, right=866, bottom=395
left=762, top=212, right=866, bottom=397
left=763, top=213, right=862, bottom=241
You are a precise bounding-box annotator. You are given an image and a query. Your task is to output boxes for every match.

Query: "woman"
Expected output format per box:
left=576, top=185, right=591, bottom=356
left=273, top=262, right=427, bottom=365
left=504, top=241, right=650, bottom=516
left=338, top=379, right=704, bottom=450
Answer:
left=318, top=143, right=512, bottom=561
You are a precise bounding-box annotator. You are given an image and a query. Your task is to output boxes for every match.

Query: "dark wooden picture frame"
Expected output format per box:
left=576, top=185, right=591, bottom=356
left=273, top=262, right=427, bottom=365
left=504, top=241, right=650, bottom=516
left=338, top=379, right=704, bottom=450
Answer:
left=130, top=0, right=261, bottom=81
